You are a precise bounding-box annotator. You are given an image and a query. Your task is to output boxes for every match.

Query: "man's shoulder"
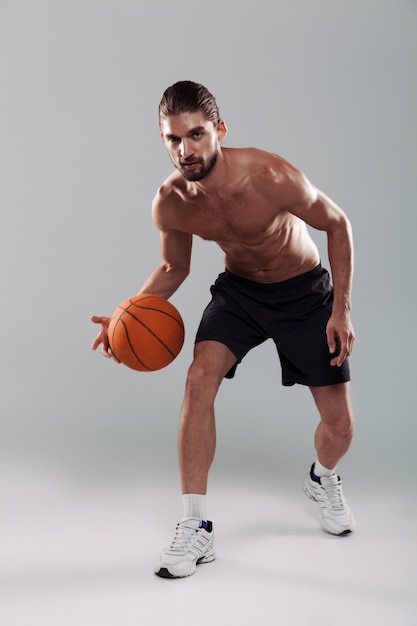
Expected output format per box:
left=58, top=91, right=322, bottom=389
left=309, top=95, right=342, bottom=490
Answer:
left=228, top=147, right=302, bottom=192
left=153, top=172, right=185, bottom=206
left=229, top=146, right=296, bottom=175
left=151, top=172, right=188, bottom=229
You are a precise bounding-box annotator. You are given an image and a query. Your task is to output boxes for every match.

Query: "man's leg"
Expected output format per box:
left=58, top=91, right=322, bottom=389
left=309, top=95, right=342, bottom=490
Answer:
left=303, top=382, right=355, bottom=535
left=310, top=382, right=354, bottom=469
left=155, top=340, right=236, bottom=578
left=179, top=340, right=237, bottom=495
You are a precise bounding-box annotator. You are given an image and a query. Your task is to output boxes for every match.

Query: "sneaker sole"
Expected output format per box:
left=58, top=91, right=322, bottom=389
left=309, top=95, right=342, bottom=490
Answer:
left=155, top=551, right=216, bottom=579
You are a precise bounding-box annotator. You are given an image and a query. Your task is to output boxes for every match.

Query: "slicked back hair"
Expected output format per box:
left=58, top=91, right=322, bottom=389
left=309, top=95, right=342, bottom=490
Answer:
left=159, top=81, right=221, bottom=128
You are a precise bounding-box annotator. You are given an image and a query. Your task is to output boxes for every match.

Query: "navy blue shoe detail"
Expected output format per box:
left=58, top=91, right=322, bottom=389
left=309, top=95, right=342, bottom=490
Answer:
left=310, top=463, right=322, bottom=484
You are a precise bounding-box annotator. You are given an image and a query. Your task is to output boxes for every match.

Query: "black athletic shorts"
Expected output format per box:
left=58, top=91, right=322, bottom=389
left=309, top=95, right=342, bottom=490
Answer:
left=195, top=264, right=351, bottom=387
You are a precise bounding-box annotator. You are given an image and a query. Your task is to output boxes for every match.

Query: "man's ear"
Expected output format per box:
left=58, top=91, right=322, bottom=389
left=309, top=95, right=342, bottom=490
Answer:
left=217, top=119, right=228, bottom=142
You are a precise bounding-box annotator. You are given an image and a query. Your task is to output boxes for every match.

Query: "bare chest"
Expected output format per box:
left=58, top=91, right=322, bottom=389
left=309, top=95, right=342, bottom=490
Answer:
left=181, top=191, right=282, bottom=242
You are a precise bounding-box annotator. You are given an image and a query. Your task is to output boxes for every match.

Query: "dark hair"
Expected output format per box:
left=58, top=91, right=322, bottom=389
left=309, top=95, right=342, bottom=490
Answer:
left=159, top=80, right=221, bottom=128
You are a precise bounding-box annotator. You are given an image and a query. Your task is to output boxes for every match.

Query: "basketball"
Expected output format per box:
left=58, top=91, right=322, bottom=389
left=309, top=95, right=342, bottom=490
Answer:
left=108, top=294, right=185, bottom=372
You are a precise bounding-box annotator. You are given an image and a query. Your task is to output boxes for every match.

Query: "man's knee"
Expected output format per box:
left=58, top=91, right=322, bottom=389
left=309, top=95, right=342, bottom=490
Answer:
left=184, top=343, right=235, bottom=401
left=333, top=416, right=354, bottom=442
left=323, top=407, right=355, bottom=443
left=190, top=342, right=236, bottom=380
left=311, top=384, right=355, bottom=436
left=188, top=357, right=225, bottom=390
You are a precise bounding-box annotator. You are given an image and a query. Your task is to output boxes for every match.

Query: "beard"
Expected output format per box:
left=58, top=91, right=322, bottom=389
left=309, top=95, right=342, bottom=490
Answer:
left=177, top=151, right=218, bottom=182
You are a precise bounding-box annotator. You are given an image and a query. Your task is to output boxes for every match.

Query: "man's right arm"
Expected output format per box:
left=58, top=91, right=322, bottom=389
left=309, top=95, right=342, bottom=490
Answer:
left=138, top=186, right=192, bottom=298
left=91, top=188, right=192, bottom=358
left=137, top=226, right=192, bottom=299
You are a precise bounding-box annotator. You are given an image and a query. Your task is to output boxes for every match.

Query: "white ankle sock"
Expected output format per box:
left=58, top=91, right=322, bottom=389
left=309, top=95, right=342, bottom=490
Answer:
left=182, top=494, right=207, bottom=520
left=314, top=459, right=336, bottom=477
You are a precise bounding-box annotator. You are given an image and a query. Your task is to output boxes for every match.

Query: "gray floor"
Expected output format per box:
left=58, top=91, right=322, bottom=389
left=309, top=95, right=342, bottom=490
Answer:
left=2, top=466, right=416, bottom=626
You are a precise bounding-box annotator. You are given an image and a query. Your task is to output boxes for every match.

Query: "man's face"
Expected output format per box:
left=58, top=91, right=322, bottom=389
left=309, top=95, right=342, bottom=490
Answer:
left=160, top=112, right=224, bottom=182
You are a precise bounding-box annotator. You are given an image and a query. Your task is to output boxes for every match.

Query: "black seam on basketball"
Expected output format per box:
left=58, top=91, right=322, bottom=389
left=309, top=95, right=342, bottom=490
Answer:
left=117, top=319, right=153, bottom=370
left=108, top=325, right=121, bottom=362
left=123, top=309, right=183, bottom=358
left=117, top=305, right=183, bottom=332
left=119, top=298, right=183, bottom=329
left=128, top=305, right=184, bottom=329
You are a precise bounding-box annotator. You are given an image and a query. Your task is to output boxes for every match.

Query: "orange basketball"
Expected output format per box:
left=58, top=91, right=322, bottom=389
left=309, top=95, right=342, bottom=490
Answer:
left=108, top=294, right=185, bottom=372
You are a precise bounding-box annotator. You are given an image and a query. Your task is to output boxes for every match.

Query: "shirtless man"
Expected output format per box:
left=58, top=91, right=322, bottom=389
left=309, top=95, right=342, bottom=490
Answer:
left=92, top=81, right=356, bottom=579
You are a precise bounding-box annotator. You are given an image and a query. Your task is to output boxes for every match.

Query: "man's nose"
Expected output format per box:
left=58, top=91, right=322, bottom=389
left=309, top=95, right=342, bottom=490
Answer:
left=179, top=139, right=194, bottom=158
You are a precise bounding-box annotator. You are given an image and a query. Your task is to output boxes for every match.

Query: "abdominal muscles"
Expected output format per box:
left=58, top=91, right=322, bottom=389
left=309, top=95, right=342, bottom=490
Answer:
left=217, top=217, right=320, bottom=283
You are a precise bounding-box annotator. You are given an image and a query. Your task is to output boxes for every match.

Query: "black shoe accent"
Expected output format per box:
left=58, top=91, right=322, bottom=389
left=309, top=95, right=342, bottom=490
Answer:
left=338, top=529, right=353, bottom=536
left=155, top=567, right=175, bottom=579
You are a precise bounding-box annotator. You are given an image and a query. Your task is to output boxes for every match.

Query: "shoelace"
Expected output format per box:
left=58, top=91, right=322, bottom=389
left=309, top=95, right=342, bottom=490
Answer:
left=168, top=522, right=199, bottom=554
left=322, top=479, right=345, bottom=511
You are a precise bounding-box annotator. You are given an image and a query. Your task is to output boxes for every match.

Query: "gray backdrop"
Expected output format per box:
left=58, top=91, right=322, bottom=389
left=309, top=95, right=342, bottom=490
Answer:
left=1, top=0, right=416, bottom=497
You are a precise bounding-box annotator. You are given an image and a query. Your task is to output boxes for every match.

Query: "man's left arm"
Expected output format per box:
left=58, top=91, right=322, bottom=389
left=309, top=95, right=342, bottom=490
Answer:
left=284, top=174, right=355, bottom=366
left=315, top=188, right=355, bottom=366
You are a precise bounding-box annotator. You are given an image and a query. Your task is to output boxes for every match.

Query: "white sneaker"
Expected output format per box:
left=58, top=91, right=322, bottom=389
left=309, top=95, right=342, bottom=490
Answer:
left=155, top=517, right=215, bottom=578
left=303, top=464, right=355, bottom=535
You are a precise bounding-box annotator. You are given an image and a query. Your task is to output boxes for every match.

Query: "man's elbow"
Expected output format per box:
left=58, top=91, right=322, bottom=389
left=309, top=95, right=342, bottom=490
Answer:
left=164, top=262, right=190, bottom=285
left=328, top=211, right=352, bottom=239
